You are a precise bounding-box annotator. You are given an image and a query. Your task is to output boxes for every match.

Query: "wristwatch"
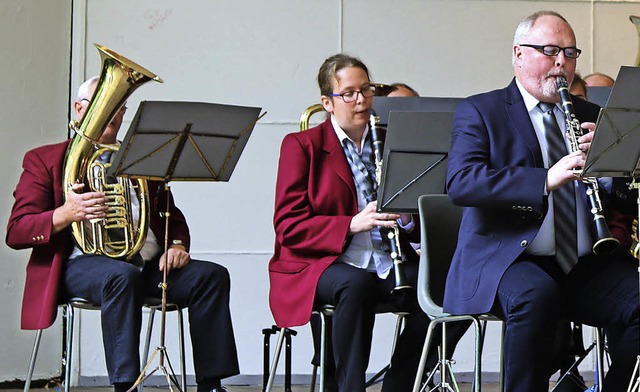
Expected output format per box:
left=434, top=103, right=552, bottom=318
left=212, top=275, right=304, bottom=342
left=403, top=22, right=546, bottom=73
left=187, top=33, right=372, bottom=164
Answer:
left=171, top=239, right=184, bottom=246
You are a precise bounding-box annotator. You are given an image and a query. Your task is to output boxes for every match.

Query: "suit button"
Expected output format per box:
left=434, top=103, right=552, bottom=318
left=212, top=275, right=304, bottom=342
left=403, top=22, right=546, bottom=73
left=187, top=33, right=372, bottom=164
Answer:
left=520, top=240, right=528, bottom=247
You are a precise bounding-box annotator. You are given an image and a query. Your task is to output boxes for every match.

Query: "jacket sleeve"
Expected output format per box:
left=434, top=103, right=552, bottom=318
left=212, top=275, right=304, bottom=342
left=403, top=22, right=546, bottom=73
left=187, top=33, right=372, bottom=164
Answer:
left=6, top=150, right=58, bottom=250
left=273, top=134, right=351, bottom=256
left=446, top=97, right=548, bottom=213
left=149, top=182, right=191, bottom=252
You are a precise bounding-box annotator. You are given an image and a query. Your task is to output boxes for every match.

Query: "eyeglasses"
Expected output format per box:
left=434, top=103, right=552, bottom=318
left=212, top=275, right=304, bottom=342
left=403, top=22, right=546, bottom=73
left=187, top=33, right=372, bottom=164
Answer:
left=80, top=98, right=127, bottom=113
left=328, top=84, right=376, bottom=103
left=519, top=44, right=582, bottom=59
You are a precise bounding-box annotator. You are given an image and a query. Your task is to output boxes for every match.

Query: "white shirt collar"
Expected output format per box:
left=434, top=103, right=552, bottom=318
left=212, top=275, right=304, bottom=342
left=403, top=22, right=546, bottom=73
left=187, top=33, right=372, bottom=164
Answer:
left=515, top=78, right=559, bottom=113
left=330, top=115, right=369, bottom=150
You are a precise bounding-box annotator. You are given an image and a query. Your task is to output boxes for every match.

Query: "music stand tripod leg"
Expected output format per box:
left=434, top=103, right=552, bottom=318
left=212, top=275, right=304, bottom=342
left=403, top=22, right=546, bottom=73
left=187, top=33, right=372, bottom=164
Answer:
left=129, top=184, right=182, bottom=392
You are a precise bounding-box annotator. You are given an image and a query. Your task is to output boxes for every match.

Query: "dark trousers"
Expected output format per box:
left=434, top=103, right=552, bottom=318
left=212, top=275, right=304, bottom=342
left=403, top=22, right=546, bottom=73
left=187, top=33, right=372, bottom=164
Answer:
left=492, top=254, right=639, bottom=392
left=63, top=254, right=240, bottom=385
left=315, top=262, right=469, bottom=392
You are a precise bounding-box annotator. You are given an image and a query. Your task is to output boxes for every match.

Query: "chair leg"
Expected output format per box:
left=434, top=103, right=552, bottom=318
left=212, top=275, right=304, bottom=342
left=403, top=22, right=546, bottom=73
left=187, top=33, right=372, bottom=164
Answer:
left=140, top=307, right=156, bottom=392
left=24, top=329, right=43, bottom=392
left=265, top=328, right=287, bottom=392
left=472, top=319, right=482, bottom=392
left=498, top=322, right=505, bottom=392
left=176, top=308, right=186, bottom=392
left=319, top=312, right=329, bottom=392
left=595, top=328, right=604, bottom=392
left=309, top=365, right=317, bottom=392
left=412, top=320, right=438, bottom=392
left=64, top=304, right=76, bottom=392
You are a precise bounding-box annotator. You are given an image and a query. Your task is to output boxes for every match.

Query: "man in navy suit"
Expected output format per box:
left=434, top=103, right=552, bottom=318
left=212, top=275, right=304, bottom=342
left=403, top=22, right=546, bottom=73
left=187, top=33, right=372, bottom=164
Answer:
left=445, top=10, right=639, bottom=392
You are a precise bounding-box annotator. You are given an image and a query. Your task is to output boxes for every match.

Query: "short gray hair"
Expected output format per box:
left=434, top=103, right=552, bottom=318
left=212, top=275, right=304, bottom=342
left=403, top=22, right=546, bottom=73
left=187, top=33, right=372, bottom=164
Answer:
left=512, top=10, right=570, bottom=65
left=76, top=76, right=99, bottom=101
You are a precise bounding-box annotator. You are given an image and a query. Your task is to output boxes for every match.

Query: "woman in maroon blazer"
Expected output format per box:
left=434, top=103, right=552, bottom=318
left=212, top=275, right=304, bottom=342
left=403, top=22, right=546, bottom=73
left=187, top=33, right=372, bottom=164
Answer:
left=268, top=54, right=467, bottom=392
left=7, top=77, right=238, bottom=392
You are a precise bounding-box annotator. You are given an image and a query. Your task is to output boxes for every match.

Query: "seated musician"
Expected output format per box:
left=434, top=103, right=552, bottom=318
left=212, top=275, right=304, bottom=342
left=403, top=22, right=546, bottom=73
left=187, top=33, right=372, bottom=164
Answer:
left=6, top=76, right=239, bottom=392
left=268, top=53, right=467, bottom=392
left=444, top=10, right=639, bottom=391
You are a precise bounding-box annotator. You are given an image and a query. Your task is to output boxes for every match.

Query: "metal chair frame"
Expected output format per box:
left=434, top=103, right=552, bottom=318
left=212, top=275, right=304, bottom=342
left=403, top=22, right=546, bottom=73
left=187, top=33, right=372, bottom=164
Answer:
left=264, top=305, right=406, bottom=392
left=24, top=297, right=186, bottom=392
left=414, top=194, right=607, bottom=392
left=412, top=195, right=504, bottom=392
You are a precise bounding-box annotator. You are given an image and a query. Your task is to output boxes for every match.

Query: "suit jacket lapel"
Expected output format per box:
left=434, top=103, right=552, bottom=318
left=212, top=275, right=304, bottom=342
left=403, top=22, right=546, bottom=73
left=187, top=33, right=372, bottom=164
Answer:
left=320, top=120, right=357, bottom=197
left=504, top=80, right=544, bottom=167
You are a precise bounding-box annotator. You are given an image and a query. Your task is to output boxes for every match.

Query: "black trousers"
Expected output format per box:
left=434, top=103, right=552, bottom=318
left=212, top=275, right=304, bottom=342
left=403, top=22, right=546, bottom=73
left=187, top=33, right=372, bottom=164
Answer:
left=63, top=254, right=240, bottom=385
left=492, top=254, right=639, bottom=392
left=315, top=262, right=469, bottom=392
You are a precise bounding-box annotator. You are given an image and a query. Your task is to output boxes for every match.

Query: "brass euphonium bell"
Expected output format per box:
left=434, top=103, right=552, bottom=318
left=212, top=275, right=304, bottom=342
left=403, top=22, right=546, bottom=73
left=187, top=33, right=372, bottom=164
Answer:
left=63, top=44, right=163, bottom=260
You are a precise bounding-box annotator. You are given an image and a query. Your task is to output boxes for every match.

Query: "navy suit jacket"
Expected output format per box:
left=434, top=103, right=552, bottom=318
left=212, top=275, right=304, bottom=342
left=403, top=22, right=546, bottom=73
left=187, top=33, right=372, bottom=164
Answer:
left=444, top=78, right=601, bottom=315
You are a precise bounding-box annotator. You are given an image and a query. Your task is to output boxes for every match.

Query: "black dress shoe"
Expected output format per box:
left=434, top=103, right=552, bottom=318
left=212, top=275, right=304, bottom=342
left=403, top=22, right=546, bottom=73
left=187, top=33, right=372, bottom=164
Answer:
left=209, top=388, right=227, bottom=392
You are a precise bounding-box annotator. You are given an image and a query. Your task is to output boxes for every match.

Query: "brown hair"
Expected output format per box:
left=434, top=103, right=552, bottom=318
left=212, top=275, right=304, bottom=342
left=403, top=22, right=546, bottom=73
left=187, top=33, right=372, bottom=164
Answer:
left=317, top=53, right=370, bottom=96
left=388, top=82, right=419, bottom=97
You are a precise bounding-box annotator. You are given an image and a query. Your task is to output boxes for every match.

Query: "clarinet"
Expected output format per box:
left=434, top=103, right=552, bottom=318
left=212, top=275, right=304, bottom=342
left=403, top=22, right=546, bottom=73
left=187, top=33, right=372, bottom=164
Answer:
left=556, top=76, right=620, bottom=255
left=369, top=111, right=412, bottom=292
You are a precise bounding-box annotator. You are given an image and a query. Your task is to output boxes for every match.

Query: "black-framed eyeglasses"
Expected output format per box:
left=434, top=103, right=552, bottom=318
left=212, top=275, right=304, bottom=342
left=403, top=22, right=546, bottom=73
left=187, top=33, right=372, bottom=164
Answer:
left=519, top=44, right=581, bottom=59
left=328, top=84, right=376, bottom=103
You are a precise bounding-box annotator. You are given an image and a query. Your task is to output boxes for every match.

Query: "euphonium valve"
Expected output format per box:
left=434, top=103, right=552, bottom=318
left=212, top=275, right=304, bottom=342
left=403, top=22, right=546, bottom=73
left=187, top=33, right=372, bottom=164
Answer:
left=63, top=44, right=163, bottom=260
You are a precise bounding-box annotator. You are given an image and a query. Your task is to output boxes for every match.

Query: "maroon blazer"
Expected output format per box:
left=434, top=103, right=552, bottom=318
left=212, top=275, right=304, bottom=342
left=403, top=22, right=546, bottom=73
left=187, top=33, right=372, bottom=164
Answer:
left=6, top=139, right=191, bottom=330
left=268, top=119, right=417, bottom=328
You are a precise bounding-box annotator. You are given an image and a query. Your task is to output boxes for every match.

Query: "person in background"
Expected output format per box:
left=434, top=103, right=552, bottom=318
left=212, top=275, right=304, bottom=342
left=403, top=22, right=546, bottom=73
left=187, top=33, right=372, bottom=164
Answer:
left=387, top=83, right=420, bottom=97
left=569, top=72, right=587, bottom=100
left=581, top=71, right=636, bottom=254
left=6, top=76, right=239, bottom=392
left=444, top=10, right=638, bottom=392
left=583, top=72, right=615, bottom=87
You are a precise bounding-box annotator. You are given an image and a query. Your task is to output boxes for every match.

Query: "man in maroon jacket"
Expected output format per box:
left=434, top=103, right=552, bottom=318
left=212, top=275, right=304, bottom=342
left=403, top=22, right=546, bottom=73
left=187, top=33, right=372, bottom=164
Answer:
left=7, top=77, right=239, bottom=392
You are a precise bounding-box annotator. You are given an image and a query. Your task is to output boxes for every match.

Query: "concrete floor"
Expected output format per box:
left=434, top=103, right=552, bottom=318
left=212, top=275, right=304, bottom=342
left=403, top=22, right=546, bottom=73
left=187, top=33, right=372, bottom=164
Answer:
left=9, top=384, right=502, bottom=392
left=9, top=387, right=496, bottom=392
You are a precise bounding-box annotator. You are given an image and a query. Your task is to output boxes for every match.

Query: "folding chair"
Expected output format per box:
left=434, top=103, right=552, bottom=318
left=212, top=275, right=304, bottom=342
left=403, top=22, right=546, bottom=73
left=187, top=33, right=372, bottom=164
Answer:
left=24, top=297, right=186, bottom=392
left=413, top=194, right=504, bottom=392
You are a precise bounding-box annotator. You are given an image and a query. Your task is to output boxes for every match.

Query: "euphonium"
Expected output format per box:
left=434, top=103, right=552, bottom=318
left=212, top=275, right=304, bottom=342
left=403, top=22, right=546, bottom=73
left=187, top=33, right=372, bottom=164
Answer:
left=631, top=218, right=640, bottom=259
left=64, top=44, right=162, bottom=260
left=369, top=111, right=412, bottom=293
left=299, top=103, right=325, bottom=132
left=556, top=76, right=619, bottom=255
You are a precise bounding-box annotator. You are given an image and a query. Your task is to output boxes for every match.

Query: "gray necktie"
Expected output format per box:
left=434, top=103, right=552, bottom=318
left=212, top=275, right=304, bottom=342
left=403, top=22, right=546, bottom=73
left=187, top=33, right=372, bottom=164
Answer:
left=341, top=138, right=387, bottom=254
left=539, top=102, right=578, bottom=273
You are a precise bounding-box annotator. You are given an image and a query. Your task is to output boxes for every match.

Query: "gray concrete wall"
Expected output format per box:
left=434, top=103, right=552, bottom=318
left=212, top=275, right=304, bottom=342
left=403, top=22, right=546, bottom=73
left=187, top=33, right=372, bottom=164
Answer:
left=2, top=0, right=638, bottom=385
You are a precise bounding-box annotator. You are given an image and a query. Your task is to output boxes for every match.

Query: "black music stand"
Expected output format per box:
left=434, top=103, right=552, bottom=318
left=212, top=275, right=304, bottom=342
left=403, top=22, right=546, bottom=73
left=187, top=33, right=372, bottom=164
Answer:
left=372, top=96, right=461, bottom=125
left=582, top=66, right=640, bottom=178
left=108, top=100, right=265, bottom=392
left=581, top=66, right=640, bottom=392
left=376, top=110, right=454, bottom=214
left=586, top=86, right=613, bottom=107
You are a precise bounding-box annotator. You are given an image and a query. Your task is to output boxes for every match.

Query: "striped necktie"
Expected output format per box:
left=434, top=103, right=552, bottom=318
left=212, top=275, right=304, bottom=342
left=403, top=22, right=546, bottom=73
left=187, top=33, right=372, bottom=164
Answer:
left=539, top=102, right=578, bottom=273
